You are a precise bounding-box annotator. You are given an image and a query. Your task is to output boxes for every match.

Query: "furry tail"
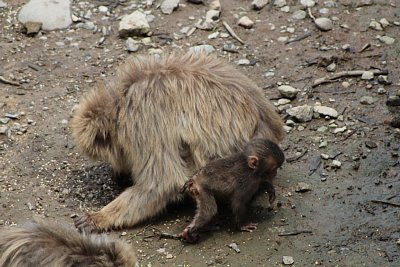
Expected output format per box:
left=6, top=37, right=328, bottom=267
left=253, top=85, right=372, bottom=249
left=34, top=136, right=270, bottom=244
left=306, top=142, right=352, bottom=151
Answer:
left=0, top=218, right=138, bottom=267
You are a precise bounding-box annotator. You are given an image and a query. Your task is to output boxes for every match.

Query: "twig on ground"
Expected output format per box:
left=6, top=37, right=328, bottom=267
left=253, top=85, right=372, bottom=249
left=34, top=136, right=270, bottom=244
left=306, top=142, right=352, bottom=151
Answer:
left=371, top=200, right=400, bottom=207
left=312, top=69, right=388, bottom=87
left=286, top=150, right=308, bottom=163
left=0, top=76, right=20, bottom=86
left=278, top=230, right=313, bottom=236
left=222, top=21, right=245, bottom=44
left=285, top=32, right=312, bottom=44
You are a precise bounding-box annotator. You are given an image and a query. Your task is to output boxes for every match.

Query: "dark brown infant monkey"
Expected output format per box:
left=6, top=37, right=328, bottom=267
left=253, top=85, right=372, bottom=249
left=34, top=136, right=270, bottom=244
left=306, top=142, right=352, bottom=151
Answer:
left=179, top=139, right=285, bottom=243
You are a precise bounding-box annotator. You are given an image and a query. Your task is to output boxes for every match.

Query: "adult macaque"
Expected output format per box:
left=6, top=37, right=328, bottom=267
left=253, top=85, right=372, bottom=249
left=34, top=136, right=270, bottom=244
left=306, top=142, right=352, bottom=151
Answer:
left=179, top=139, right=285, bottom=243
left=0, top=218, right=138, bottom=267
left=71, top=53, right=284, bottom=232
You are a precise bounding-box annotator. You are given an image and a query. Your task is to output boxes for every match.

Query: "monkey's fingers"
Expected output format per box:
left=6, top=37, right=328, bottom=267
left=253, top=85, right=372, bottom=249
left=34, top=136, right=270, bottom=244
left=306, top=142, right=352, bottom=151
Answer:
left=178, top=228, right=199, bottom=243
left=74, top=213, right=100, bottom=233
left=240, top=223, right=258, bottom=232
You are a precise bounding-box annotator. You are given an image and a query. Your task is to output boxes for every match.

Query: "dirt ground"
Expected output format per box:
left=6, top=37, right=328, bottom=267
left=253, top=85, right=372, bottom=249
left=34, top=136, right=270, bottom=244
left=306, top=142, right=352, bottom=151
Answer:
left=1, top=0, right=399, bottom=266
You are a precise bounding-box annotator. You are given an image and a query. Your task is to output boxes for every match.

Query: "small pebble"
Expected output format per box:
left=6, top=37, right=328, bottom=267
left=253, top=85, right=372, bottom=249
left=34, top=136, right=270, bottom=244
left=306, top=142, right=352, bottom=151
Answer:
left=315, top=17, right=333, bottom=31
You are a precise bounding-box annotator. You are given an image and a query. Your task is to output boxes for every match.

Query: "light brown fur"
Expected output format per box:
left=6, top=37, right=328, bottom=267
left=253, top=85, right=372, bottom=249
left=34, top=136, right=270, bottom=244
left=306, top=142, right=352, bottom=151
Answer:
left=0, top=218, right=138, bottom=267
left=70, top=52, right=284, bottom=231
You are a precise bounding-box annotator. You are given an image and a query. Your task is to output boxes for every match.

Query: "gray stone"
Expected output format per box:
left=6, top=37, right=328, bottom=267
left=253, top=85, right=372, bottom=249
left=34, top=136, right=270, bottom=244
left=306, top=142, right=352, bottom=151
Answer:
left=281, top=6, right=290, bottom=12
left=0, top=0, right=7, bottom=8
left=379, top=18, right=389, bottom=28
left=282, top=256, right=294, bottom=265
left=360, top=96, right=375, bottom=105
left=278, top=85, right=300, bottom=99
left=295, top=183, right=311, bottom=192
left=238, top=16, right=254, bottom=29
left=326, top=62, right=336, bottom=72
left=300, top=0, right=315, bottom=7
left=361, top=71, right=374, bottom=80
left=161, top=0, right=180, bottom=15
left=313, top=106, right=338, bottom=118
left=82, top=21, right=95, bottom=30
left=315, top=17, right=333, bottom=31
left=98, top=6, right=108, bottom=13
left=237, top=59, right=251, bottom=65
left=126, top=38, right=140, bottom=52
left=333, top=126, right=346, bottom=133
left=332, top=160, right=341, bottom=168
left=286, top=105, right=313, bottom=122
left=18, top=0, right=72, bottom=30
left=377, top=35, right=395, bottom=45
left=369, top=20, right=383, bottom=31
left=274, top=0, right=286, bottom=7
left=292, top=10, right=306, bottom=20
left=252, top=0, right=269, bottom=10
left=223, top=43, right=237, bottom=53
left=0, top=126, right=8, bottom=135
left=189, top=44, right=215, bottom=54
left=119, top=11, right=151, bottom=38
left=208, top=31, right=219, bottom=39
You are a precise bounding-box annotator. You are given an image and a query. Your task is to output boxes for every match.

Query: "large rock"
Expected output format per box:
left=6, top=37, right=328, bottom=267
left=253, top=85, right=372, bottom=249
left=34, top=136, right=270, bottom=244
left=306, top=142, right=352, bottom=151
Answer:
left=119, top=11, right=151, bottom=38
left=160, top=0, right=180, bottom=15
left=286, top=105, right=313, bottom=122
left=251, top=0, right=269, bottom=10
left=278, top=85, right=300, bottom=99
left=313, top=106, right=338, bottom=118
left=18, top=0, right=72, bottom=30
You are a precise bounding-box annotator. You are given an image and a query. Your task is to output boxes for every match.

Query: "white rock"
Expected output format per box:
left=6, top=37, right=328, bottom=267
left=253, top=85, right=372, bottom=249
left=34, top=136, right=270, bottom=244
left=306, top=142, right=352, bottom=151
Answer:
left=119, top=11, right=150, bottom=38
left=126, top=38, right=139, bottom=52
left=333, top=126, right=346, bottom=133
left=283, top=125, right=293, bottom=133
left=379, top=18, right=390, bottom=28
left=326, top=62, right=336, bottom=72
left=377, top=87, right=386, bottom=94
left=286, top=105, right=313, bottom=122
left=18, top=0, right=72, bottom=30
left=287, top=27, right=295, bottom=33
left=148, top=48, right=163, bottom=55
left=313, top=106, right=338, bottom=118
left=0, top=0, right=7, bottom=8
left=332, top=160, right=341, bottom=168
left=319, top=8, right=330, bottom=14
left=361, top=71, right=374, bottom=80
left=252, top=0, right=269, bottom=10
left=161, top=0, right=179, bottom=15
left=274, top=0, right=286, bottom=7
left=369, top=20, right=383, bottom=31
left=282, top=256, right=294, bottom=265
left=98, top=6, right=108, bottom=13
left=189, top=44, right=215, bottom=54
left=265, top=71, right=275, bottom=77
left=342, top=81, right=350, bottom=88
left=237, top=59, right=251, bottom=65
left=315, top=17, right=333, bottom=31
left=281, top=6, right=290, bottom=12
left=300, top=0, right=315, bottom=7
left=208, top=31, right=219, bottom=39
left=238, top=16, right=254, bottom=29
left=278, top=99, right=291, bottom=105
left=378, top=35, right=395, bottom=45
left=278, top=85, right=300, bottom=99
left=278, top=36, right=289, bottom=42
left=292, top=10, right=306, bottom=20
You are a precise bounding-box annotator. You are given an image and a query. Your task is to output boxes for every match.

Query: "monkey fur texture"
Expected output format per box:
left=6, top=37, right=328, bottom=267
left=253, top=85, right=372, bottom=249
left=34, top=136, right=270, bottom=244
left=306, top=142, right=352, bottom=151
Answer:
left=179, top=138, right=285, bottom=242
left=0, top=218, right=138, bottom=267
left=71, top=52, right=284, bottom=231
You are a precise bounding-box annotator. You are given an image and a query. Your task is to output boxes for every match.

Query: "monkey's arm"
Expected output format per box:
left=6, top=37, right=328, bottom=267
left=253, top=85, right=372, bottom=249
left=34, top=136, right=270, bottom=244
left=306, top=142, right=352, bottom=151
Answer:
left=265, top=181, right=276, bottom=205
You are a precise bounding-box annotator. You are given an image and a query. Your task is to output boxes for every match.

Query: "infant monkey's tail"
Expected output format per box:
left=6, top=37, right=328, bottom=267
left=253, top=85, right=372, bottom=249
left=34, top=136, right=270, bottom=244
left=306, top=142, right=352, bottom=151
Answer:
left=0, top=217, right=138, bottom=267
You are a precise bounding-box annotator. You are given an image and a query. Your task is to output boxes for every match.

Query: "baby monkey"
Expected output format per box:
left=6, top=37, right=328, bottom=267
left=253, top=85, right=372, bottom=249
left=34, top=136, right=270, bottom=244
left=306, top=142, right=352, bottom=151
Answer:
left=179, top=138, right=285, bottom=243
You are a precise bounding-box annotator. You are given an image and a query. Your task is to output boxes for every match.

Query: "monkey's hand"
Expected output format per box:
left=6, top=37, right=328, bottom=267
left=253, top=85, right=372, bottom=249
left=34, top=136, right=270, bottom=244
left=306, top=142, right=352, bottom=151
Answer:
left=74, top=213, right=102, bottom=233
left=178, top=227, right=199, bottom=243
left=240, top=222, right=258, bottom=232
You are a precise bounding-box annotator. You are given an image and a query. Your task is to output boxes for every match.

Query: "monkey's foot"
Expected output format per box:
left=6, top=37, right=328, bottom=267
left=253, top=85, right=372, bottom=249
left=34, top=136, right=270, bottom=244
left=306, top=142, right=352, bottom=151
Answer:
left=178, top=228, right=199, bottom=243
left=74, top=212, right=108, bottom=233
left=240, top=223, right=258, bottom=232
left=268, top=193, right=276, bottom=206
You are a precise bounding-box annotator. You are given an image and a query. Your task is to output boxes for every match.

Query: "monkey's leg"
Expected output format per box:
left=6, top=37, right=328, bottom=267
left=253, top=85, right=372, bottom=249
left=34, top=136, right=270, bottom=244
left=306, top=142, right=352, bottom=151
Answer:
left=180, top=188, right=217, bottom=243
left=75, top=183, right=178, bottom=232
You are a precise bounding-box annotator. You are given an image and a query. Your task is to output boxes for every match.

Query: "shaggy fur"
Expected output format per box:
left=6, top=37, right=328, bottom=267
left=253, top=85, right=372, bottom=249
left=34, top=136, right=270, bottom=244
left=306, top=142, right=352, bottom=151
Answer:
left=0, top=218, right=138, bottom=267
left=70, top=52, right=284, bottom=231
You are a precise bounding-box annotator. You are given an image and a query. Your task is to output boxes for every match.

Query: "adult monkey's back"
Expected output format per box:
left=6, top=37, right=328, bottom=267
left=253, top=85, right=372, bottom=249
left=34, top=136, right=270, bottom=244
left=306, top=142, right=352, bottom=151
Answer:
left=71, top=53, right=284, bottom=232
